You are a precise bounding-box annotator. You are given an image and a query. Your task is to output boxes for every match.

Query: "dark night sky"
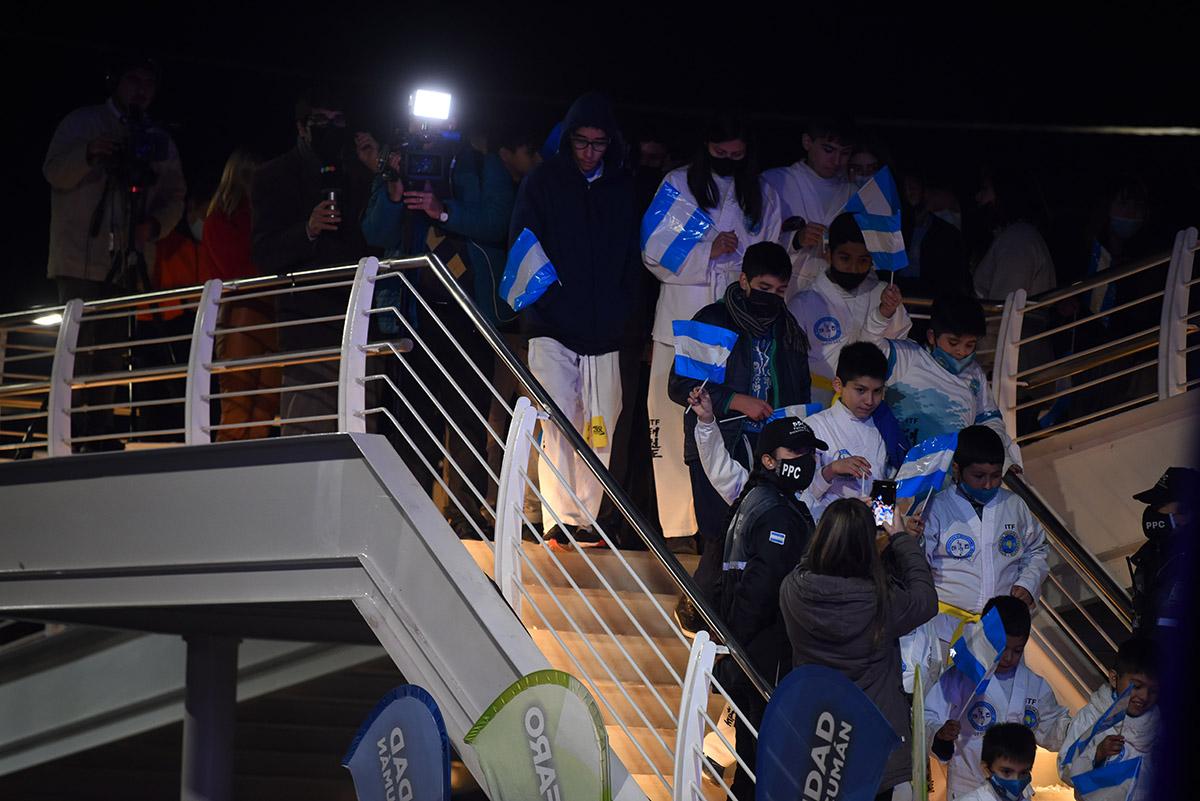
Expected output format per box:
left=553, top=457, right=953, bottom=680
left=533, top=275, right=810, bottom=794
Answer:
left=4, top=5, right=1198, bottom=310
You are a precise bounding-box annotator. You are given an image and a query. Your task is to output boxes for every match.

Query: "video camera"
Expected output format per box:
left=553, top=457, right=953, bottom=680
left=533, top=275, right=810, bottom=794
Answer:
left=112, top=106, right=171, bottom=193
left=379, top=89, right=460, bottom=196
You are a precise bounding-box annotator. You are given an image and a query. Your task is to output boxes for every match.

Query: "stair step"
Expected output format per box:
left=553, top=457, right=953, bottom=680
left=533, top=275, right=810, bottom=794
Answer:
left=530, top=629, right=691, bottom=685
left=462, top=540, right=699, bottom=595
left=608, top=724, right=676, bottom=777
left=520, top=585, right=685, bottom=639
left=588, top=679, right=726, bottom=730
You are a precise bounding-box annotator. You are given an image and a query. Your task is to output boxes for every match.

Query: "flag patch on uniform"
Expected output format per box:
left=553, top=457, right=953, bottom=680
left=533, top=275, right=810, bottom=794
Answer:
left=768, top=531, right=786, bottom=546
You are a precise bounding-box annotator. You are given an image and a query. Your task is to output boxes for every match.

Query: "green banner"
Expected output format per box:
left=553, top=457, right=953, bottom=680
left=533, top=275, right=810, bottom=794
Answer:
left=465, top=670, right=610, bottom=801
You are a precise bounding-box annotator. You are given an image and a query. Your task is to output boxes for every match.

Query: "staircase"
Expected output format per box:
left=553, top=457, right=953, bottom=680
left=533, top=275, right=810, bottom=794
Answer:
left=464, top=541, right=726, bottom=801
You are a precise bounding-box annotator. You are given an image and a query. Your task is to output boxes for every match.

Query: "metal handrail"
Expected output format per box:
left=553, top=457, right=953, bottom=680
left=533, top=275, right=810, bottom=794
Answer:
left=1004, top=473, right=1133, bottom=629
left=1022, top=248, right=1174, bottom=311
left=416, top=253, right=776, bottom=703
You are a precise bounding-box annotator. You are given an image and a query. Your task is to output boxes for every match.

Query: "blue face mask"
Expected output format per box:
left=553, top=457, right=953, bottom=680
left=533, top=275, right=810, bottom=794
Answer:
left=931, top=346, right=975, bottom=375
left=960, top=480, right=999, bottom=506
left=988, top=773, right=1032, bottom=801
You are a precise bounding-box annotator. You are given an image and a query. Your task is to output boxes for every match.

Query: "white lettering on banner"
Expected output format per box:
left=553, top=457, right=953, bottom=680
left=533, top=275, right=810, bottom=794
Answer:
left=803, top=713, right=853, bottom=800
left=376, top=727, right=413, bottom=801
left=525, top=706, right=562, bottom=801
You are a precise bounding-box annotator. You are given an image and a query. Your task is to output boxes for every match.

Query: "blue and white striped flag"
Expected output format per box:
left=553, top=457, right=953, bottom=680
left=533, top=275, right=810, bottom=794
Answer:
left=1072, top=756, right=1143, bottom=801
left=500, top=228, right=558, bottom=312
left=769, top=403, right=825, bottom=422
left=950, top=606, right=1007, bottom=696
left=641, top=181, right=716, bottom=273
left=672, top=320, right=738, bottom=383
left=843, top=166, right=909, bottom=271
left=1061, top=685, right=1134, bottom=767
left=894, top=432, right=957, bottom=500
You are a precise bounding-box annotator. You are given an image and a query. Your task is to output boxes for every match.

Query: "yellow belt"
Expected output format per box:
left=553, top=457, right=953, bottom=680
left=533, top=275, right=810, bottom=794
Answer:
left=938, top=601, right=981, bottom=645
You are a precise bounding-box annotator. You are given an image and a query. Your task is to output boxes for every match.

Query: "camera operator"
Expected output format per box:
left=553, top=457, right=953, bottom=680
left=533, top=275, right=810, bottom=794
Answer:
left=42, top=55, right=186, bottom=450
left=250, top=84, right=375, bottom=434
left=358, top=119, right=541, bottom=537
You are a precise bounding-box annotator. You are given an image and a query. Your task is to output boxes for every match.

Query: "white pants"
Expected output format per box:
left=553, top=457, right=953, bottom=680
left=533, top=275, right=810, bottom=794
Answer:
left=528, top=337, right=623, bottom=529
left=649, top=340, right=697, bottom=538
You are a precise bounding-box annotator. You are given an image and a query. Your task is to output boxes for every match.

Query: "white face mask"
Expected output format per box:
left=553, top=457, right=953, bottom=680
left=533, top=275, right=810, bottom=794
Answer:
left=190, top=219, right=205, bottom=241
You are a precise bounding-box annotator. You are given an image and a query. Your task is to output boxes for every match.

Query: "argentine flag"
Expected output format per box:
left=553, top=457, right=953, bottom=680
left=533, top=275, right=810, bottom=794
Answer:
left=769, top=403, right=825, bottom=422
left=950, top=606, right=1006, bottom=693
left=641, top=181, right=715, bottom=273
left=1061, top=685, right=1133, bottom=767
left=843, top=166, right=909, bottom=271
left=672, top=320, right=738, bottom=383
left=895, top=432, right=958, bottom=500
left=1072, top=756, right=1143, bottom=801
left=500, top=228, right=558, bottom=312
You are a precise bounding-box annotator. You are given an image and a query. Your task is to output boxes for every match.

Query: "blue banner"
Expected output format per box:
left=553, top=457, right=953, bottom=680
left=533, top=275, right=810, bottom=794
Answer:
left=342, top=684, right=451, bottom=801
left=757, top=664, right=901, bottom=801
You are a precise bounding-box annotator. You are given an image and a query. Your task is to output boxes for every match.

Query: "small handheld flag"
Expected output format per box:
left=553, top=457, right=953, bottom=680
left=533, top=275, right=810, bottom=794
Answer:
left=842, top=166, right=908, bottom=271
left=950, top=606, right=1007, bottom=721
left=641, top=181, right=716, bottom=273
left=1061, top=685, right=1134, bottom=768
left=894, top=432, right=958, bottom=502
left=1072, top=756, right=1143, bottom=801
left=500, top=228, right=558, bottom=312
left=672, top=320, right=738, bottom=384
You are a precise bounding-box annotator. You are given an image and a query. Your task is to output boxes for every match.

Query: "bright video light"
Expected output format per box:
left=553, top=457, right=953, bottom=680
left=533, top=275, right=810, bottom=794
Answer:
left=33, top=313, right=63, bottom=326
left=412, top=89, right=451, bottom=121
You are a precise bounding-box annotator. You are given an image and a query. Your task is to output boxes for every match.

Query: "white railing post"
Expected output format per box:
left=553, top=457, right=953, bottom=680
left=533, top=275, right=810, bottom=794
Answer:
left=339, top=257, right=381, bottom=433
left=47, top=299, right=83, bottom=457
left=185, top=279, right=223, bottom=445
left=1158, top=227, right=1197, bottom=400
left=494, top=396, right=541, bottom=613
left=991, top=288, right=1027, bottom=440
left=673, top=631, right=719, bottom=801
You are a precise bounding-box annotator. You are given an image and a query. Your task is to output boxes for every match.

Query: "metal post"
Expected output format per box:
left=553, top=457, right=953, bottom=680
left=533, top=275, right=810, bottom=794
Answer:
left=47, top=299, right=83, bottom=457
left=494, top=397, right=542, bottom=613
left=991, top=288, right=1027, bottom=440
left=1158, top=227, right=1198, bottom=399
left=180, top=634, right=239, bottom=801
left=185, top=280, right=223, bottom=445
left=673, top=631, right=718, bottom=801
left=338, top=257, right=381, bottom=433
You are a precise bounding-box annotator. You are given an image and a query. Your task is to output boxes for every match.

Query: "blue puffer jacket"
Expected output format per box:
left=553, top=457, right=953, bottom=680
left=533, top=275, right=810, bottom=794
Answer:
left=507, top=92, right=644, bottom=355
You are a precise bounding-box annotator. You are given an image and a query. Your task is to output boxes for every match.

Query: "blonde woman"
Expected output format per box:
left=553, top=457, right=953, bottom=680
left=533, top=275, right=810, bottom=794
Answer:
left=202, top=149, right=279, bottom=440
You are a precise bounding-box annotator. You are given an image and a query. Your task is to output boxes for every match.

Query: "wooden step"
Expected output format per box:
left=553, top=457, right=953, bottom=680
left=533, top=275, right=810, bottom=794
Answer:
left=462, top=539, right=699, bottom=595
left=530, top=629, right=691, bottom=685
left=588, top=679, right=726, bottom=731
left=520, top=585, right=685, bottom=639
left=607, top=724, right=676, bottom=778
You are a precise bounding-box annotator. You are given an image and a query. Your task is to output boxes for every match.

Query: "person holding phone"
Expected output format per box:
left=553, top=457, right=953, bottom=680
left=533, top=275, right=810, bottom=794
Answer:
left=781, top=497, right=938, bottom=800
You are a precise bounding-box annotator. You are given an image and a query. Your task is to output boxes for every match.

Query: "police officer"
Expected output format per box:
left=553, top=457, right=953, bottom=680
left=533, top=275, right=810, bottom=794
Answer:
left=714, top=415, right=824, bottom=798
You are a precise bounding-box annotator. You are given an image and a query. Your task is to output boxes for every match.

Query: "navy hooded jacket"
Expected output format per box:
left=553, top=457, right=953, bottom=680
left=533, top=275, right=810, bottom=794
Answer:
left=508, top=93, right=643, bottom=355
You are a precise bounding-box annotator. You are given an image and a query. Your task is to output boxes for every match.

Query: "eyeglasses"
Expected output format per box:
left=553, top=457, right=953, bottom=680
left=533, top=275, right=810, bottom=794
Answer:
left=570, top=136, right=610, bottom=153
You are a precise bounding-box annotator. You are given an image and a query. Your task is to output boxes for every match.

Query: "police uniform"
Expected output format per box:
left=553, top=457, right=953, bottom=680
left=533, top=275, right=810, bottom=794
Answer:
left=924, top=661, right=1069, bottom=799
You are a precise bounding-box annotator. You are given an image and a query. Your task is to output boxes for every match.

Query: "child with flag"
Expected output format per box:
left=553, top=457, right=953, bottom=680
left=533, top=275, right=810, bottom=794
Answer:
left=924, top=596, right=1070, bottom=800
left=921, top=427, right=1049, bottom=650
left=1059, top=636, right=1159, bottom=801
left=667, top=241, right=810, bottom=625
left=643, top=112, right=782, bottom=553
left=789, top=211, right=912, bottom=405
left=957, top=723, right=1037, bottom=801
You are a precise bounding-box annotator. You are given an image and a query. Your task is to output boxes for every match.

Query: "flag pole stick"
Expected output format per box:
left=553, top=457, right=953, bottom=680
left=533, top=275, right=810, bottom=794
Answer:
left=686, top=378, right=710, bottom=416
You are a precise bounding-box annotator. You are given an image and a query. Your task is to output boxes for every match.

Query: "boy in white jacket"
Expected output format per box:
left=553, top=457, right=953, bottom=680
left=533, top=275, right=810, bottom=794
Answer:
left=956, top=723, right=1037, bottom=801
left=925, top=596, right=1069, bottom=799
left=788, top=213, right=911, bottom=405
left=643, top=116, right=782, bottom=548
left=923, top=426, right=1049, bottom=647
left=800, top=341, right=891, bottom=520
left=1058, top=636, right=1159, bottom=801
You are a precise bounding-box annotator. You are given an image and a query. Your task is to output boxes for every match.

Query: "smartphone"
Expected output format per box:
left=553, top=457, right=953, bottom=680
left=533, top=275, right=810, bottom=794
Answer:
left=870, top=479, right=898, bottom=527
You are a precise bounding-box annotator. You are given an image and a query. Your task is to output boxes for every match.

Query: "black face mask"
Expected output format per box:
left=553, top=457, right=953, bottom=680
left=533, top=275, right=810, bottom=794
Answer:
left=746, top=288, right=784, bottom=320
left=309, top=124, right=348, bottom=165
left=775, top=454, right=817, bottom=492
left=1142, top=506, right=1174, bottom=539
left=827, top=267, right=868, bottom=292
left=710, top=156, right=741, bottom=178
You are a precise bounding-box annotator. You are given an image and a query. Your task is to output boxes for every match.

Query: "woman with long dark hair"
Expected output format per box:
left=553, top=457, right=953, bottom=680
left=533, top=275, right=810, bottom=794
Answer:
left=644, top=111, right=782, bottom=556
left=781, top=498, right=937, bottom=800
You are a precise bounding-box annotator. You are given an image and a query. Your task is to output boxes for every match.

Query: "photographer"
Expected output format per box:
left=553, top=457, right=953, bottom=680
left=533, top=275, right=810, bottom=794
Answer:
left=358, top=121, right=541, bottom=536
left=42, top=55, right=186, bottom=449
left=250, top=84, right=375, bottom=434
